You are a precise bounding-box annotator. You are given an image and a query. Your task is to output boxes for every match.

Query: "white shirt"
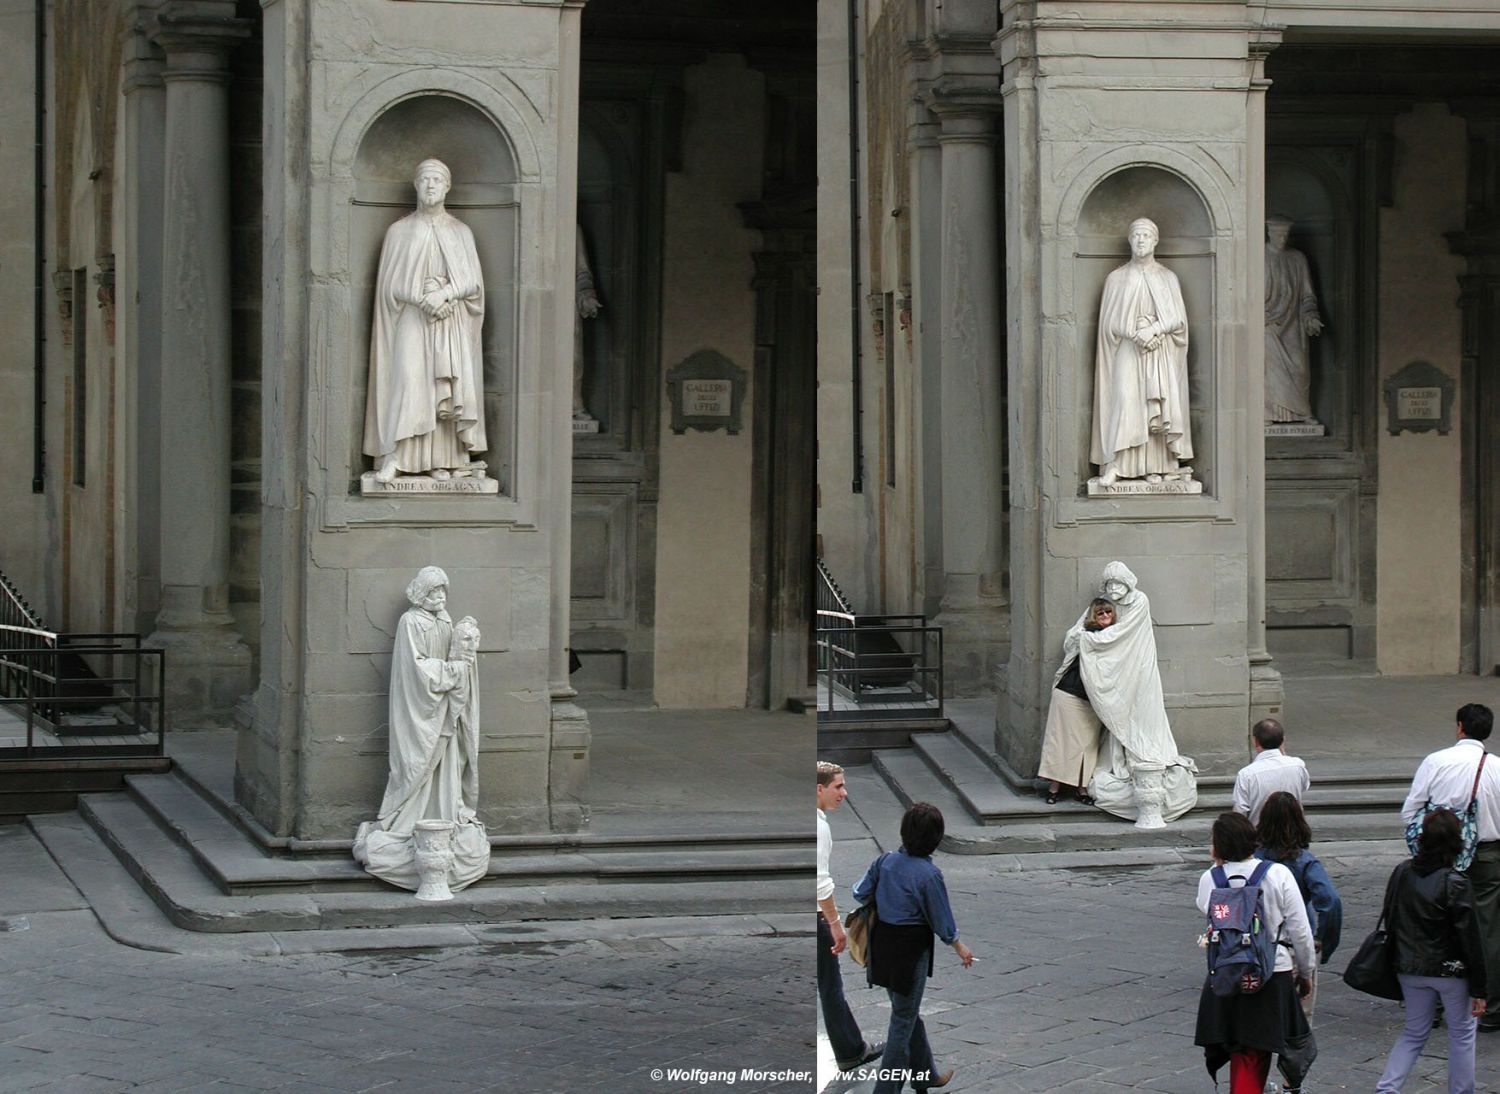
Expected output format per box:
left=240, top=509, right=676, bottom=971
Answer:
left=1232, top=749, right=1310, bottom=826
left=1196, top=857, right=1316, bottom=975
left=817, top=809, right=835, bottom=905
left=1401, top=738, right=1500, bottom=843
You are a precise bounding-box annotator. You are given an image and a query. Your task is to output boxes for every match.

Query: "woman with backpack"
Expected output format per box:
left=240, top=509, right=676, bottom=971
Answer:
left=1373, top=807, right=1488, bottom=1093
left=851, top=802, right=975, bottom=1093
left=1194, top=811, right=1316, bottom=1094
left=1255, top=790, right=1343, bottom=1017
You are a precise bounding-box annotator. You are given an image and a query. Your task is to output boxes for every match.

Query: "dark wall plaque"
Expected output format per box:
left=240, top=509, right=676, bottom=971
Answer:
left=666, top=349, right=747, bottom=435
left=1382, top=360, right=1454, bottom=436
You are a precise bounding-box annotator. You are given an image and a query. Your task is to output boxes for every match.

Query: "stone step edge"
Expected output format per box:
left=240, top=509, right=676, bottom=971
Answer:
left=123, top=773, right=811, bottom=894
left=165, top=761, right=805, bottom=856
left=28, top=812, right=812, bottom=956
left=77, top=792, right=809, bottom=933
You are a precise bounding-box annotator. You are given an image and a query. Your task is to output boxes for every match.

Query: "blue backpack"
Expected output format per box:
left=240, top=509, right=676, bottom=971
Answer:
left=1204, top=860, right=1279, bottom=996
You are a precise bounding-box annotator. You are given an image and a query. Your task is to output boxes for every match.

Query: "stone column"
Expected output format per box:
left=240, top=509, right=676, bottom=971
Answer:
left=121, top=6, right=166, bottom=636
left=908, top=90, right=945, bottom=621
left=1246, top=33, right=1285, bottom=725
left=928, top=89, right=1008, bottom=696
left=145, top=1, right=252, bottom=728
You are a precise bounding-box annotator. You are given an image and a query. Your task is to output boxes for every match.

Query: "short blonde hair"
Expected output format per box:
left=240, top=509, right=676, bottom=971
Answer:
left=817, top=760, right=844, bottom=787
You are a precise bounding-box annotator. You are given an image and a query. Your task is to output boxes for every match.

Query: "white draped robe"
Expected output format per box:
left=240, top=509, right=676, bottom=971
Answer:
left=1264, top=244, right=1321, bottom=422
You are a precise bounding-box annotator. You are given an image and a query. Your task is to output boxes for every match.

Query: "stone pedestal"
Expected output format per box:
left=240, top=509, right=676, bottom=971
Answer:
left=144, top=1, right=253, bottom=728
left=244, top=0, right=589, bottom=840
left=996, top=3, right=1279, bottom=777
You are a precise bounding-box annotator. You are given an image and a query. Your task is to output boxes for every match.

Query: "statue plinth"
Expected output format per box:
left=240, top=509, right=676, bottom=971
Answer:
left=571, top=418, right=600, bottom=434
left=360, top=472, right=499, bottom=496
left=1264, top=420, right=1325, bottom=437
left=1087, top=477, right=1202, bottom=496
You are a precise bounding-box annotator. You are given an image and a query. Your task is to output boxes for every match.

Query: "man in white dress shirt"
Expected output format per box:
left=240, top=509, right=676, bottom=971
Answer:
left=1232, top=719, right=1311, bottom=826
left=1402, top=703, right=1500, bottom=1030
left=817, top=761, right=882, bottom=1070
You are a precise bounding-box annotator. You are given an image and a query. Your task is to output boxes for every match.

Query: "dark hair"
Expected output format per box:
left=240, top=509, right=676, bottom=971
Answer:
left=1212, top=811, right=1257, bottom=863
left=900, top=802, right=945, bottom=857
left=1255, top=791, right=1311, bottom=860
left=1457, top=703, right=1494, bottom=742
left=1413, top=807, right=1464, bottom=874
left=1252, top=718, right=1285, bottom=751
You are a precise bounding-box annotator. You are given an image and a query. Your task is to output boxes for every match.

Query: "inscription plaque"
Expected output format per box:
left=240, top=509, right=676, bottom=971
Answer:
left=666, top=350, right=746, bottom=435
left=1382, top=361, right=1454, bottom=436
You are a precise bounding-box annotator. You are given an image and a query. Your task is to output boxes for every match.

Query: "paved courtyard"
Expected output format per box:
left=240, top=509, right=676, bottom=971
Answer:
left=0, top=828, right=811, bottom=1094
left=819, top=788, right=1500, bottom=1092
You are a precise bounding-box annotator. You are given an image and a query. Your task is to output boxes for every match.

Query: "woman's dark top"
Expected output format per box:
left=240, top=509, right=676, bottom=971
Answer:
left=1386, top=859, right=1489, bottom=995
left=1056, top=655, right=1088, bottom=700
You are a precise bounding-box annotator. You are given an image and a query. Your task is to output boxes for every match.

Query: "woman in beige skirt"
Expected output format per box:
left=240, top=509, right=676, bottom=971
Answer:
left=1037, top=598, right=1115, bottom=804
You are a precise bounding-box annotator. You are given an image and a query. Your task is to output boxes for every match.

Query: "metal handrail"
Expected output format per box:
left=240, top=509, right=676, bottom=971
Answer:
left=815, top=563, right=944, bottom=723
left=0, top=640, right=165, bottom=758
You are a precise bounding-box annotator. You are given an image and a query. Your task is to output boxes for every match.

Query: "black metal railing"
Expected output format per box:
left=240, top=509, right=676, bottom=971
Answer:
left=815, top=560, right=943, bottom=722
left=0, top=572, right=165, bottom=758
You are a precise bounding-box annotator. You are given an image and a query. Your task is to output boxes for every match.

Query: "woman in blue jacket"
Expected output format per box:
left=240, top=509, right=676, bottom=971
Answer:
left=1254, top=790, right=1343, bottom=1015
left=852, top=803, right=974, bottom=1093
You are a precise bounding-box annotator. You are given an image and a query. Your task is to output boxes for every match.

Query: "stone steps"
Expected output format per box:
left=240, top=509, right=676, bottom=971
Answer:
left=39, top=764, right=811, bottom=933
left=865, top=730, right=1416, bottom=855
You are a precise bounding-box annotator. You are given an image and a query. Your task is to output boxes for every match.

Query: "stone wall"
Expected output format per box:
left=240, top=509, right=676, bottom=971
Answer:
left=652, top=54, right=762, bottom=708
left=1376, top=103, right=1466, bottom=674
left=0, top=0, right=46, bottom=602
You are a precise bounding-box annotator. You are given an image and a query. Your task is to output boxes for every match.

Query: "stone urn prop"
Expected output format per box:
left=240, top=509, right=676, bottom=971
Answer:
left=1131, top=764, right=1168, bottom=830
left=413, top=820, right=457, bottom=902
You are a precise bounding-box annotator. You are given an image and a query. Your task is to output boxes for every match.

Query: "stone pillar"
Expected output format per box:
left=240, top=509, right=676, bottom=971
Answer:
left=928, top=89, right=1008, bottom=696
left=121, top=6, right=165, bottom=636
left=145, top=0, right=252, bottom=728
left=997, top=1, right=1264, bottom=779
left=1246, top=33, right=1285, bottom=726
left=908, top=90, right=945, bottom=621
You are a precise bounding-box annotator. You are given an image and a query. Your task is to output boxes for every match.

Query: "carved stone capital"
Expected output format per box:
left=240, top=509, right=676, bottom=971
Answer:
left=153, top=0, right=251, bottom=80
left=926, top=85, right=1003, bottom=141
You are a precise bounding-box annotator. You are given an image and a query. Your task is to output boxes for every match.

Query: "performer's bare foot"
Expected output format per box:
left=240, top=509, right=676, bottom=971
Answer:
left=374, top=454, right=398, bottom=484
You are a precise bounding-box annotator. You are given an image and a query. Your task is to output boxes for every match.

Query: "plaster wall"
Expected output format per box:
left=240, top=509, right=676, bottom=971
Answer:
left=0, top=0, right=46, bottom=600
left=652, top=55, right=761, bottom=709
left=815, top=0, right=870, bottom=609
left=1375, top=103, right=1465, bottom=675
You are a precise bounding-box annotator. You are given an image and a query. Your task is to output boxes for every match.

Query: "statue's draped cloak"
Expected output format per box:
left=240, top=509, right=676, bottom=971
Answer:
left=1264, top=245, right=1320, bottom=422
left=1091, top=261, right=1193, bottom=475
left=1066, top=562, right=1198, bottom=821
left=363, top=210, right=487, bottom=464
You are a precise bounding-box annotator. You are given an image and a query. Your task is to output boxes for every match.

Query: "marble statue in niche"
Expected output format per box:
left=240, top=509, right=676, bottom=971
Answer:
left=1079, top=562, right=1199, bottom=829
left=362, top=158, right=497, bottom=495
left=572, top=229, right=603, bottom=432
left=353, top=566, right=490, bottom=899
left=1089, top=217, right=1200, bottom=496
left=1264, top=215, right=1326, bottom=433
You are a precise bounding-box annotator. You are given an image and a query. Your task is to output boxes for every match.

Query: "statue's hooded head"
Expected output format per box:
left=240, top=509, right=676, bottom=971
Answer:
left=1100, top=560, right=1139, bottom=605
left=406, top=565, right=450, bottom=609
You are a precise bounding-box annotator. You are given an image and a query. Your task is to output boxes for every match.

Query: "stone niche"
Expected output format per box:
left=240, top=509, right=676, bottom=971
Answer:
left=348, top=95, right=520, bottom=494
left=1072, top=165, right=1217, bottom=497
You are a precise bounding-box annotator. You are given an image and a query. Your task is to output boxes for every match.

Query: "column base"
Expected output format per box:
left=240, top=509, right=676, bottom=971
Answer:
left=1249, top=658, right=1285, bottom=728
left=548, top=697, right=591, bottom=832
left=144, top=624, right=253, bottom=731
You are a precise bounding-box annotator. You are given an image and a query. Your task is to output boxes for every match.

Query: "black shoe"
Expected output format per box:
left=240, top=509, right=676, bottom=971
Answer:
left=914, top=1068, right=955, bottom=1091
left=1478, top=1016, right=1500, bottom=1033
left=1045, top=791, right=1060, bottom=805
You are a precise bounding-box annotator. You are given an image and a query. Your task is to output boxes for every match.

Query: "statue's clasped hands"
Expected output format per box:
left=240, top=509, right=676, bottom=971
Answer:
left=421, top=287, right=455, bottom=322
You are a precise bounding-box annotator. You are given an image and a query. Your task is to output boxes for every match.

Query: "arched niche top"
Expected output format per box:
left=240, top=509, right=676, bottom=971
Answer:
left=1077, top=165, right=1212, bottom=246
left=330, top=69, right=542, bottom=186
left=1056, top=144, right=1235, bottom=243
left=354, top=94, right=518, bottom=206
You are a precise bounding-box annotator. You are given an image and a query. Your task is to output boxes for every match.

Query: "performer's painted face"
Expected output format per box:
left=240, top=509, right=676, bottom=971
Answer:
left=420, top=585, right=447, bottom=613
left=1103, top=578, right=1128, bottom=602
left=1128, top=226, right=1157, bottom=259
left=415, top=170, right=450, bottom=210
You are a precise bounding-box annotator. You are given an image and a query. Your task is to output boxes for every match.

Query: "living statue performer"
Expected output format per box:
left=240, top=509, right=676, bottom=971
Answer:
left=364, top=158, right=488, bottom=483
left=1264, top=215, right=1325, bottom=423
left=354, top=567, right=490, bottom=894
left=1076, top=561, right=1198, bottom=828
left=573, top=228, right=603, bottom=422
left=1091, top=217, right=1194, bottom=486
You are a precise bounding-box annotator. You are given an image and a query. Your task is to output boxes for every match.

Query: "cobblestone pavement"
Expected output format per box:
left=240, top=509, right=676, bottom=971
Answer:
left=0, top=831, right=812, bottom=1094
left=818, top=813, right=1500, bottom=1093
